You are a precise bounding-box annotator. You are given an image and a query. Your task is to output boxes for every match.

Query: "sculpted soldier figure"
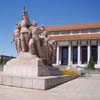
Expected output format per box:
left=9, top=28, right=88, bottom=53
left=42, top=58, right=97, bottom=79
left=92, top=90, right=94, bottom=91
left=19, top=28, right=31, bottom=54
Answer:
left=29, top=26, right=46, bottom=57
left=13, top=8, right=32, bottom=53
left=13, top=24, right=21, bottom=53
left=19, top=8, right=32, bottom=52
left=20, top=27, right=31, bottom=52
left=29, top=26, right=41, bottom=56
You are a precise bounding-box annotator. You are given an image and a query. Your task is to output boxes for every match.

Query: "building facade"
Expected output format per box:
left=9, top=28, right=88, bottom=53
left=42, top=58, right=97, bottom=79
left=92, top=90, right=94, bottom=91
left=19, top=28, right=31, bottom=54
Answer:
left=46, top=23, right=100, bottom=69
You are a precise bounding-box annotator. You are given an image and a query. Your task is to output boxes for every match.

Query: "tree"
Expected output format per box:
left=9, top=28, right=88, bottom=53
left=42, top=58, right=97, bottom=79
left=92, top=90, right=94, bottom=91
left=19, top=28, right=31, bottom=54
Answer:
left=0, top=55, right=6, bottom=66
left=87, top=56, right=95, bottom=70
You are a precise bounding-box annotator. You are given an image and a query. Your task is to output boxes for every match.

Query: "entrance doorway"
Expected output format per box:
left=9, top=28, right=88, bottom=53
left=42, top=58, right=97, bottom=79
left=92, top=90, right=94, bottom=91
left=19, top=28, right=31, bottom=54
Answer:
left=72, top=46, right=78, bottom=64
left=81, top=46, right=87, bottom=64
left=91, top=46, right=98, bottom=64
left=61, top=47, right=68, bottom=65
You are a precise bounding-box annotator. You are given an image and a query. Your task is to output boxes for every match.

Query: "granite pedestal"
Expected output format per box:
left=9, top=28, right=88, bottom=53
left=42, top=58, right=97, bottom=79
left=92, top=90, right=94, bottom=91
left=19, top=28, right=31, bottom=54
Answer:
left=0, top=53, right=79, bottom=90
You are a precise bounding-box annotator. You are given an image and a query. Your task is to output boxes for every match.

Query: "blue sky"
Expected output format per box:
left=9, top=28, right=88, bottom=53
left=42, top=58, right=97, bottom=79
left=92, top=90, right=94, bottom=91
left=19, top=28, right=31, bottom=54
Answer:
left=0, top=0, right=100, bottom=57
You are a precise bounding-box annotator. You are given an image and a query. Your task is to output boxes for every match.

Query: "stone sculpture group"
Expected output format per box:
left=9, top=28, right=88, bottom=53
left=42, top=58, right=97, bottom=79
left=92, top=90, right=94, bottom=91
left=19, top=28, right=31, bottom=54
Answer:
left=13, top=8, right=55, bottom=65
left=0, top=8, right=78, bottom=90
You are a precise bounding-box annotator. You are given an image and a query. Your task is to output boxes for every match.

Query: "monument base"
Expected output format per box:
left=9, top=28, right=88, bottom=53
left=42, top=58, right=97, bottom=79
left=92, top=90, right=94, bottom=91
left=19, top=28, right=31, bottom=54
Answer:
left=1, top=53, right=79, bottom=89
left=4, top=53, right=61, bottom=77
left=0, top=72, right=79, bottom=90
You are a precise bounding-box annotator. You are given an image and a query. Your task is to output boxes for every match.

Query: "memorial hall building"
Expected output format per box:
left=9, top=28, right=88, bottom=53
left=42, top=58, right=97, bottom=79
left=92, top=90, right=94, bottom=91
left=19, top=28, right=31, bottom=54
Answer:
left=46, top=22, right=100, bottom=69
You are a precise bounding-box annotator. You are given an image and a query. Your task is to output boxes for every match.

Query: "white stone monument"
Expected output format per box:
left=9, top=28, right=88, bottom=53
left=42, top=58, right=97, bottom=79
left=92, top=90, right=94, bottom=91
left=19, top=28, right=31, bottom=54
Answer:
left=4, top=7, right=60, bottom=77
left=0, top=8, right=79, bottom=89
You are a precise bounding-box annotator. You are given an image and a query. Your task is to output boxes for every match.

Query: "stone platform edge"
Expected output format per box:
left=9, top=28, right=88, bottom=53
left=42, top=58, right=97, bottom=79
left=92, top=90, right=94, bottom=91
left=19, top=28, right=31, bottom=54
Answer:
left=0, top=73, right=79, bottom=90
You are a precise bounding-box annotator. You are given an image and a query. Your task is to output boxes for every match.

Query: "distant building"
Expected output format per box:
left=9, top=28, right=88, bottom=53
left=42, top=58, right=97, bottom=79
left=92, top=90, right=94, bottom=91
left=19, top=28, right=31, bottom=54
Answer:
left=46, top=22, right=100, bottom=69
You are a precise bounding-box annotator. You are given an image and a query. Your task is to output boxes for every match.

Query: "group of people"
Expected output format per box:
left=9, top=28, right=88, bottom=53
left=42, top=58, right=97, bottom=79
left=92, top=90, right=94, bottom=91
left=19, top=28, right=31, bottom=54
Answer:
left=13, top=23, right=56, bottom=65
left=13, top=8, right=56, bottom=65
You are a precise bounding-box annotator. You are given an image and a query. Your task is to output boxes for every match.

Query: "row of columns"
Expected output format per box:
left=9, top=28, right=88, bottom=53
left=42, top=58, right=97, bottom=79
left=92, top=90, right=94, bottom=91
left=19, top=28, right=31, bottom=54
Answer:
left=56, top=44, right=100, bottom=65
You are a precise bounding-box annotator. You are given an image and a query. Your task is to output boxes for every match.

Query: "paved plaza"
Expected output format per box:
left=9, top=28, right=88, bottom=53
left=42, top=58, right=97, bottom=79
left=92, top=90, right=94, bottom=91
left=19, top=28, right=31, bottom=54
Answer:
left=0, top=76, right=100, bottom=100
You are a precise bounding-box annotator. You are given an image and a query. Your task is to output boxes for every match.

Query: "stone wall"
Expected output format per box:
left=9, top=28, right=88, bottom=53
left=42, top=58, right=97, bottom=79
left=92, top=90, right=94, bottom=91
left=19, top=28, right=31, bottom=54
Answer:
left=0, top=72, right=79, bottom=90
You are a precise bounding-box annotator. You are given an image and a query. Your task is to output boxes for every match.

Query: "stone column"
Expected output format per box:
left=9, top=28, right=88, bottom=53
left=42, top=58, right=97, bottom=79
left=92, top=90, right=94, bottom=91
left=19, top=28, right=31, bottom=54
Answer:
left=59, top=47, right=62, bottom=65
left=78, top=46, right=81, bottom=65
left=98, top=40, right=100, bottom=65
left=78, top=41, right=81, bottom=65
left=68, top=45, right=71, bottom=65
left=88, top=41, right=90, bottom=63
left=56, top=46, right=61, bottom=65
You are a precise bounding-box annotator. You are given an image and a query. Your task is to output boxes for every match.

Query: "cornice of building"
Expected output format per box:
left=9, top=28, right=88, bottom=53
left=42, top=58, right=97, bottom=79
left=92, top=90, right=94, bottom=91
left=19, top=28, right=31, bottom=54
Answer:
left=49, top=33, right=100, bottom=41
left=45, top=22, right=100, bottom=32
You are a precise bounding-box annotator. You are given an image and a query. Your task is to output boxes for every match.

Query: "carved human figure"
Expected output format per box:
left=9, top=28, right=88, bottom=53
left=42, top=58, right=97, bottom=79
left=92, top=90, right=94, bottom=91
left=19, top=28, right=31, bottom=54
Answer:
left=29, top=26, right=44, bottom=55
left=13, top=24, right=21, bottom=53
left=29, top=27, right=40, bottom=55
left=31, top=29, right=55, bottom=65
left=20, top=31, right=31, bottom=52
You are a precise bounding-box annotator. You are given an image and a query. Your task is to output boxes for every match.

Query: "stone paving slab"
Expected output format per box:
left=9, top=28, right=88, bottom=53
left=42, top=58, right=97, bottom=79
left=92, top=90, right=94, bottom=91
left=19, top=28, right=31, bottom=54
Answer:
left=0, top=76, right=100, bottom=100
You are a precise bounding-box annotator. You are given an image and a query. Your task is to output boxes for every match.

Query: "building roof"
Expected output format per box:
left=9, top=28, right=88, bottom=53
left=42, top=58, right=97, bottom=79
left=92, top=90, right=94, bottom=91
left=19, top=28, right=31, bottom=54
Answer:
left=49, top=34, right=100, bottom=41
left=46, top=22, right=100, bottom=32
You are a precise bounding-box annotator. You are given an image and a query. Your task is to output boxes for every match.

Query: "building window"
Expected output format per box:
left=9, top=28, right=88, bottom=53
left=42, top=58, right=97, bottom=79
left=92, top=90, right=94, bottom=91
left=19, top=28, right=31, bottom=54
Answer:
left=61, top=30, right=71, bottom=34
left=71, top=30, right=80, bottom=34
left=81, top=46, right=87, bottom=64
left=89, top=29, right=99, bottom=33
left=91, top=46, right=98, bottom=64
left=61, top=47, right=68, bottom=65
left=72, top=46, right=78, bottom=64
left=81, top=29, right=88, bottom=34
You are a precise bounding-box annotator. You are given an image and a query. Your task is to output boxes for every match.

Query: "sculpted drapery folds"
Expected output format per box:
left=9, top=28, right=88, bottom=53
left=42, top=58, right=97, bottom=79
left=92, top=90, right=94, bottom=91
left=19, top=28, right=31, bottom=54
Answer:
left=13, top=8, right=56, bottom=65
